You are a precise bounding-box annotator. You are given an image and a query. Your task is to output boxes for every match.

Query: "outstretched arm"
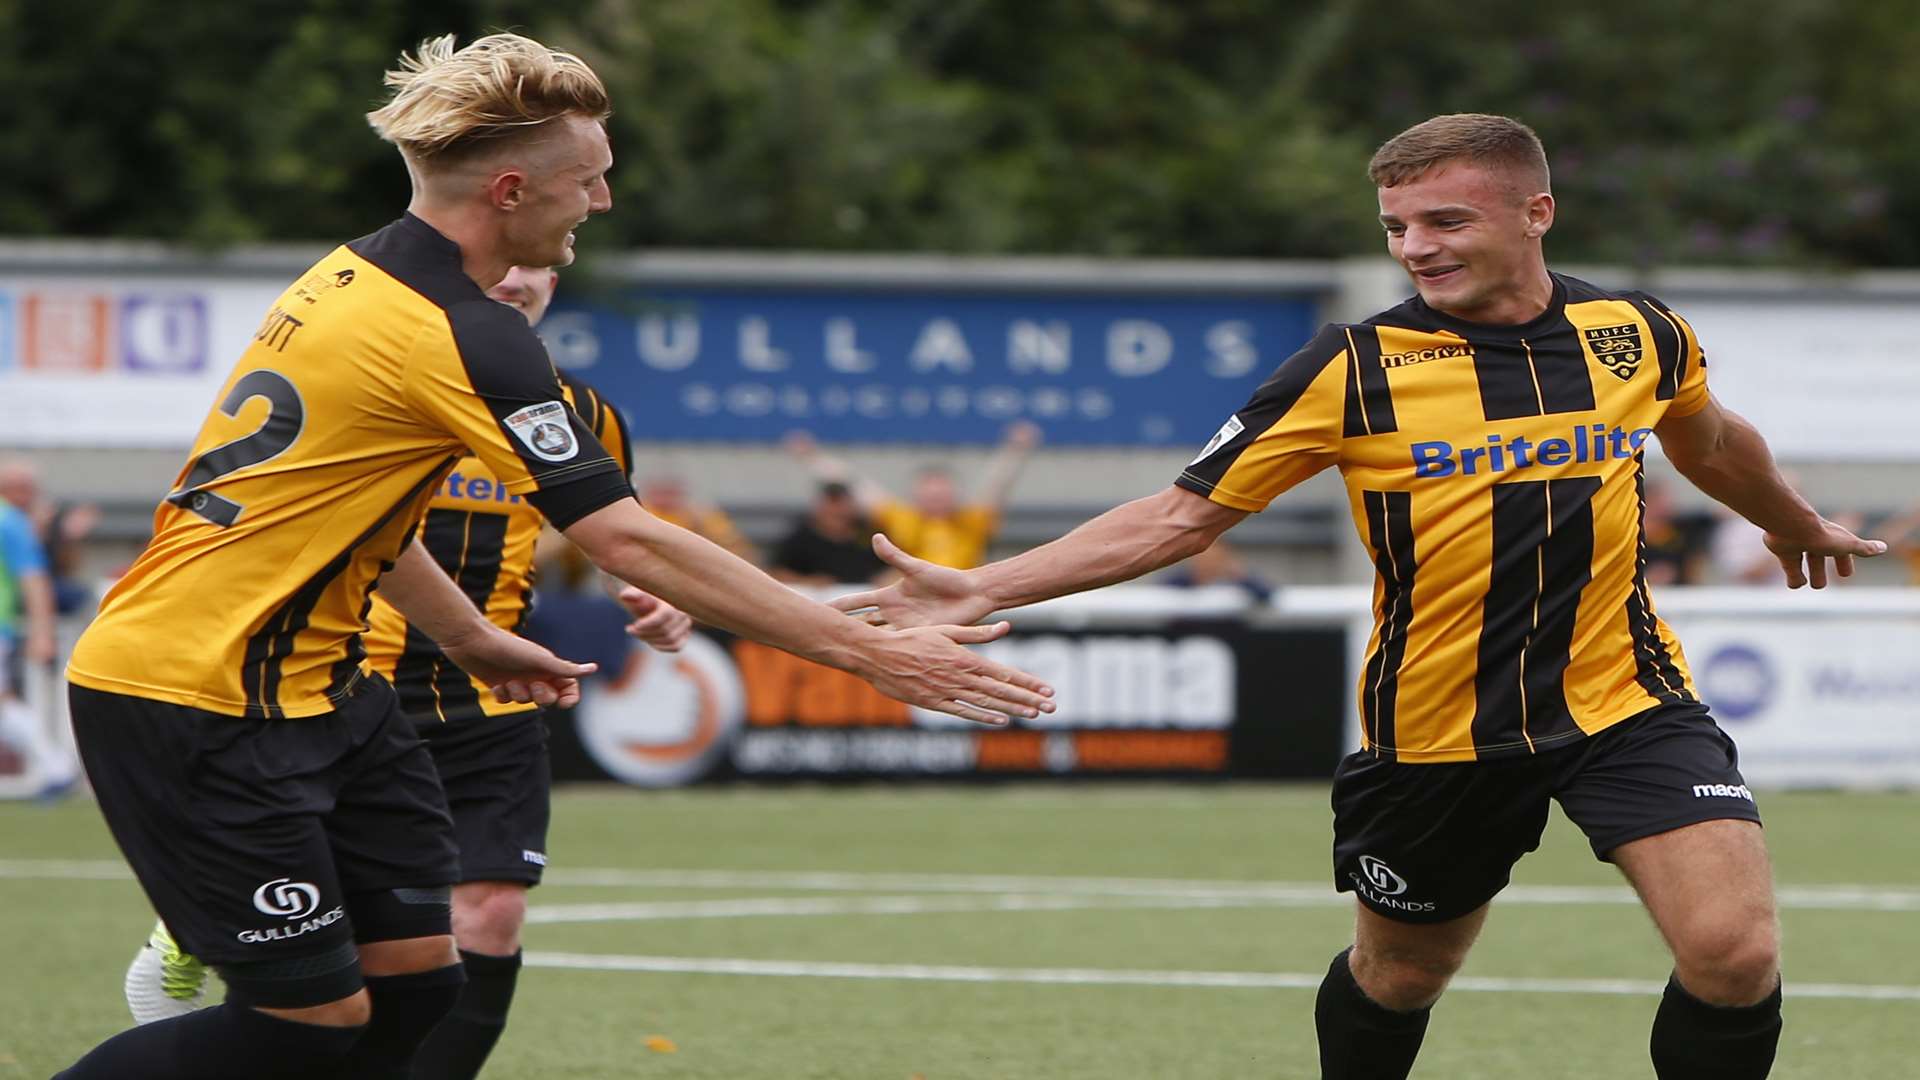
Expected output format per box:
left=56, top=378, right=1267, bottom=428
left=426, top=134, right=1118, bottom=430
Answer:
left=1655, top=394, right=1884, bottom=588
left=783, top=431, right=892, bottom=510
left=563, top=498, right=1054, bottom=724
left=833, top=485, right=1248, bottom=629
left=971, top=421, right=1041, bottom=513
left=380, top=540, right=596, bottom=706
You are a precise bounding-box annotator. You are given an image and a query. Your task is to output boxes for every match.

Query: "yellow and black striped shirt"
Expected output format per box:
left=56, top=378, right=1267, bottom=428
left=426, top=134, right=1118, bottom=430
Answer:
left=69, top=215, right=633, bottom=719
left=1179, top=274, right=1708, bottom=763
left=361, top=372, right=633, bottom=723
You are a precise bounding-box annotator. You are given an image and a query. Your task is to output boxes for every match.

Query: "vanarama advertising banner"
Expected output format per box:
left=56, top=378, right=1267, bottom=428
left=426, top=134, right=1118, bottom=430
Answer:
left=546, top=622, right=1348, bottom=786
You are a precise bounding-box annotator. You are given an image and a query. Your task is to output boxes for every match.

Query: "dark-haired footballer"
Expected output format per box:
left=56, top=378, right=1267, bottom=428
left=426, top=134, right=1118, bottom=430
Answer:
left=833, top=113, right=1884, bottom=1080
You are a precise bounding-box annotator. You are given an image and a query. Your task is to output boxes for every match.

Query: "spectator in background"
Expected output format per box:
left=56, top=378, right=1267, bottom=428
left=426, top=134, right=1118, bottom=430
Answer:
left=769, top=482, right=890, bottom=587
left=0, top=458, right=100, bottom=616
left=1161, top=539, right=1274, bottom=603
left=784, top=421, right=1041, bottom=569
left=0, top=491, right=76, bottom=798
left=640, top=473, right=759, bottom=564
left=1641, top=479, right=1711, bottom=585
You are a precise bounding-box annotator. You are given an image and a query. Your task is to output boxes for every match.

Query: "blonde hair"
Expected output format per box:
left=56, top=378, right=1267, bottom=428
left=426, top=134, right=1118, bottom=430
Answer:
left=366, top=33, right=610, bottom=165
left=1368, top=114, right=1549, bottom=195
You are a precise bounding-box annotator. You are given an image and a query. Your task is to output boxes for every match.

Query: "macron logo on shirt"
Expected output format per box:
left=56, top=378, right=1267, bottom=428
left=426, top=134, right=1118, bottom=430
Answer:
left=1692, top=783, right=1753, bottom=801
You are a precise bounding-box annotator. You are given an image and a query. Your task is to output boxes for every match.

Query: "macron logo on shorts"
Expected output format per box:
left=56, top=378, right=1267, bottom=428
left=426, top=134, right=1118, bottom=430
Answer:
left=522, top=849, right=548, bottom=866
left=1692, top=783, right=1754, bottom=801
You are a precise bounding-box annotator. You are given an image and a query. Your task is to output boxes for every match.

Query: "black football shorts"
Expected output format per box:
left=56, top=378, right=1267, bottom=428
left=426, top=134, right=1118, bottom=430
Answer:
left=1330, top=702, right=1762, bottom=924
left=415, top=709, right=553, bottom=886
left=70, top=675, right=459, bottom=968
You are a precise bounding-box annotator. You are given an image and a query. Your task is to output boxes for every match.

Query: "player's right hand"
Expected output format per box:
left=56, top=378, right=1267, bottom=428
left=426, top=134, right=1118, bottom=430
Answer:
left=441, top=624, right=598, bottom=708
left=852, top=620, right=1054, bottom=726
left=1763, top=519, right=1887, bottom=589
left=830, top=533, right=997, bottom=630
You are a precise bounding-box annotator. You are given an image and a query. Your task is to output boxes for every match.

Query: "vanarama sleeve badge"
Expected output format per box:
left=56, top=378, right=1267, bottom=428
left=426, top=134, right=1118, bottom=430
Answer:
left=1188, top=414, right=1245, bottom=467
left=505, top=401, right=580, bottom=462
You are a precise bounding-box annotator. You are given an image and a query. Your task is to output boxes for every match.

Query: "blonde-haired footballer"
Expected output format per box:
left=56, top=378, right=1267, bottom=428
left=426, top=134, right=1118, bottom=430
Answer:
left=122, top=265, right=691, bottom=1080
left=57, top=33, right=1051, bottom=1080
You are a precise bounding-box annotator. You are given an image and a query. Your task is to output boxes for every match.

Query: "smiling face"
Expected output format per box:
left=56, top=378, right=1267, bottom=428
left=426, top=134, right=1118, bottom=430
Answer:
left=486, top=265, right=559, bottom=326
left=1377, top=159, right=1555, bottom=325
left=497, top=113, right=613, bottom=269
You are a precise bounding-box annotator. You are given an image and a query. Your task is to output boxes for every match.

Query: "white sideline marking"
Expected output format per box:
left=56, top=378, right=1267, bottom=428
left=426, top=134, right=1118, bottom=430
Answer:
left=526, top=893, right=1273, bottom=925
left=524, top=952, right=1920, bottom=1002
left=10, top=859, right=1920, bottom=912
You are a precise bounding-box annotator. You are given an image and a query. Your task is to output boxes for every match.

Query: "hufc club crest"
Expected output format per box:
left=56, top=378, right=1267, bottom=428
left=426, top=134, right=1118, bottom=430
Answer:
left=1583, top=323, right=1644, bottom=381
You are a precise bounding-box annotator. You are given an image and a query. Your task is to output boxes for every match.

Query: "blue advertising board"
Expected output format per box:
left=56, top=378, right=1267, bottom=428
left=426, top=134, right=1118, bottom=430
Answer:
left=537, top=288, right=1319, bottom=445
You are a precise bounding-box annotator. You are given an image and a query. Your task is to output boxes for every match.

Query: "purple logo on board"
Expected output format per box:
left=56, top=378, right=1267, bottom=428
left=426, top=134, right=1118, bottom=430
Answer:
left=119, top=295, right=208, bottom=374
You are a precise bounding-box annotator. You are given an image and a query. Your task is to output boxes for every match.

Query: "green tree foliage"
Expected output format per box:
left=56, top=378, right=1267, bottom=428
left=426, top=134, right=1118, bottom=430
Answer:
left=2, top=0, right=1915, bottom=265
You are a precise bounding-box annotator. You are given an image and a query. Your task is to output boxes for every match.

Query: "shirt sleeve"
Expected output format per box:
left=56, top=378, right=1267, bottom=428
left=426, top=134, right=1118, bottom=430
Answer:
left=1632, top=292, right=1711, bottom=418
left=1664, top=308, right=1710, bottom=418
left=560, top=371, right=635, bottom=480
left=1175, top=324, right=1349, bottom=512
left=404, top=299, right=633, bottom=530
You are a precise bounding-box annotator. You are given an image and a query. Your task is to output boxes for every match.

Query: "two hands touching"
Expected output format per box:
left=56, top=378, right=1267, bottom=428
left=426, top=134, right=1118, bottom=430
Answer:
left=448, top=568, right=1047, bottom=728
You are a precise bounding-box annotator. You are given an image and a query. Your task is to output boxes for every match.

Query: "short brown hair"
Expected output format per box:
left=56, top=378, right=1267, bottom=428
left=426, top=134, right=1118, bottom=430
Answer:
left=367, top=33, right=610, bottom=165
left=1368, top=114, right=1549, bottom=194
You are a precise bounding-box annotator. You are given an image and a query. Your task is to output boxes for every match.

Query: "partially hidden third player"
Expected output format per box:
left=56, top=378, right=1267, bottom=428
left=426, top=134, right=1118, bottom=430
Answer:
left=55, top=33, right=1052, bottom=1080
left=120, top=265, right=688, bottom=1080
left=833, top=114, right=1884, bottom=1079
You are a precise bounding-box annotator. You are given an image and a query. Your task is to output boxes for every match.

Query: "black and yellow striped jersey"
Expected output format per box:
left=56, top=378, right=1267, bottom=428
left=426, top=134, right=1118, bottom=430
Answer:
left=68, top=214, right=633, bottom=719
left=1178, top=274, right=1707, bottom=763
left=361, top=371, right=633, bottom=724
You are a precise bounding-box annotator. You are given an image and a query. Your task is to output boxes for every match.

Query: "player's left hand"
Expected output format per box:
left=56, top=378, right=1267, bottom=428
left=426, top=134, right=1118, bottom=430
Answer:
left=830, top=533, right=997, bottom=630
left=617, top=586, right=692, bottom=652
left=440, top=624, right=598, bottom=707
left=1763, top=518, right=1888, bottom=589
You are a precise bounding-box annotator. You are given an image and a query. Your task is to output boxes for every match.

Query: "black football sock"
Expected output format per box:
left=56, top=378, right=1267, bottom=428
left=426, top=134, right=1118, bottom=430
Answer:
left=1315, top=947, right=1432, bottom=1080
left=1650, top=973, right=1782, bottom=1080
left=412, top=949, right=524, bottom=1080
left=336, top=962, right=467, bottom=1079
left=53, top=1002, right=362, bottom=1079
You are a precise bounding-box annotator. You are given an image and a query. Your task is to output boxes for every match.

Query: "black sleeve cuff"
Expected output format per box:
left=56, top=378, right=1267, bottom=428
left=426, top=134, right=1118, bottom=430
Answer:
left=524, top=464, right=635, bottom=531
left=1173, top=472, right=1217, bottom=499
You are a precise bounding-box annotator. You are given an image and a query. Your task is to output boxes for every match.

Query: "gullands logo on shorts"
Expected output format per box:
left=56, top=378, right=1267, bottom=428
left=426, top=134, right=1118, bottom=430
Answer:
left=252, top=878, right=321, bottom=919
left=238, top=877, right=345, bottom=944
left=1349, top=855, right=1437, bottom=914
left=237, top=907, right=346, bottom=945
left=1411, top=424, right=1654, bottom=478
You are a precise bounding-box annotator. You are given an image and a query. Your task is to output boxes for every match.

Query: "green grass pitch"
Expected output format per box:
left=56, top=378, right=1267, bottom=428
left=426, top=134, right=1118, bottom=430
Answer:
left=4, top=785, right=1919, bottom=1078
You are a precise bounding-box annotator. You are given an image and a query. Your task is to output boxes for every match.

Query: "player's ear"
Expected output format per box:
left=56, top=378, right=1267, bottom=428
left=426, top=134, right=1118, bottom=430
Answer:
left=486, top=168, right=529, bottom=212
left=1523, top=192, right=1554, bottom=239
